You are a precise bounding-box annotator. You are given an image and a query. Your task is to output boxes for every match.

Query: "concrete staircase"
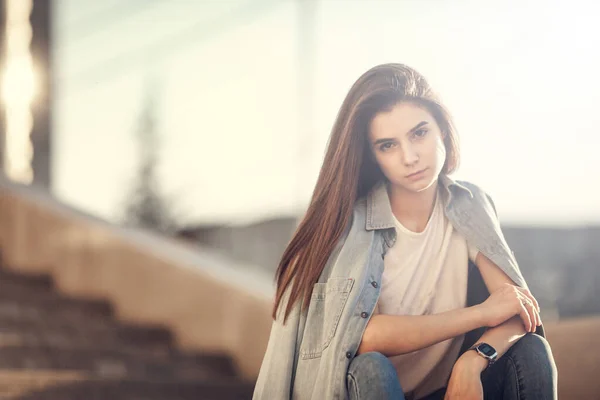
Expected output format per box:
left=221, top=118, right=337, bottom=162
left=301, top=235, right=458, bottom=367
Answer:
left=0, top=264, right=254, bottom=399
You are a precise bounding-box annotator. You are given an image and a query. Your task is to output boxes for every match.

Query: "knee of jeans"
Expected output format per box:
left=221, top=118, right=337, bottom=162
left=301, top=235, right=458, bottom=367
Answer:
left=347, top=352, right=404, bottom=399
left=511, top=333, right=557, bottom=370
left=348, top=352, right=397, bottom=380
left=514, top=333, right=550, bottom=355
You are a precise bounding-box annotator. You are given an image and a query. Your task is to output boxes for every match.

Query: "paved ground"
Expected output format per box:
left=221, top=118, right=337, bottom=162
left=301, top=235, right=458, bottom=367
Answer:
left=544, top=316, right=600, bottom=399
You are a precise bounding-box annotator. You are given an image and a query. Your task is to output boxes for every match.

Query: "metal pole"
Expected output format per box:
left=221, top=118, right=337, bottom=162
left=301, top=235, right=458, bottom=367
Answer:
left=29, top=0, right=52, bottom=189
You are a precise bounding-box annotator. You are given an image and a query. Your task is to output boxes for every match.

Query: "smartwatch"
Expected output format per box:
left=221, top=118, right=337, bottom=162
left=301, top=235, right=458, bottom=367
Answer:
left=469, top=342, right=498, bottom=367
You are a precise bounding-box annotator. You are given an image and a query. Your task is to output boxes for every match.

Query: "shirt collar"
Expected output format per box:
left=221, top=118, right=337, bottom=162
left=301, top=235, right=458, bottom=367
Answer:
left=365, top=174, right=473, bottom=231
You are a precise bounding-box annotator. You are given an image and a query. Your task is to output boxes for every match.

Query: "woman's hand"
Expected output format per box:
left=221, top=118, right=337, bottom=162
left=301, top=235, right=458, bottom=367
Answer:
left=444, top=352, right=486, bottom=400
left=477, top=283, right=541, bottom=332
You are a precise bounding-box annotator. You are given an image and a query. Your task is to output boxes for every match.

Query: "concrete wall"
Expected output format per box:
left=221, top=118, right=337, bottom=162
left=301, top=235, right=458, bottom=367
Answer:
left=0, top=176, right=274, bottom=381
left=181, top=216, right=298, bottom=274
left=189, top=219, right=600, bottom=320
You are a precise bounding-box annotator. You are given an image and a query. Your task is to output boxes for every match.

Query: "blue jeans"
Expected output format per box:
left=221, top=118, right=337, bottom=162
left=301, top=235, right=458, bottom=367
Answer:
left=347, top=334, right=557, bottom=400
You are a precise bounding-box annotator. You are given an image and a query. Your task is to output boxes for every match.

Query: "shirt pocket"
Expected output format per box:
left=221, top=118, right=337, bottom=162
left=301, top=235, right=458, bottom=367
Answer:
left=300, top=278, right=354, bottom=360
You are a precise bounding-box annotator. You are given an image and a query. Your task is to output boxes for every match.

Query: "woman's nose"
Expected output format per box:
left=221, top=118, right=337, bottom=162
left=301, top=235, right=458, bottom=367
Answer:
left=401, top=145, right=419, bottom=166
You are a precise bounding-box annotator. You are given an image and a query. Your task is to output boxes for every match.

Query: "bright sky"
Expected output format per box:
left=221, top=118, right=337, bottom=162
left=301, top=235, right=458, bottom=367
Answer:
left=52, top=0, right=600, bottom=226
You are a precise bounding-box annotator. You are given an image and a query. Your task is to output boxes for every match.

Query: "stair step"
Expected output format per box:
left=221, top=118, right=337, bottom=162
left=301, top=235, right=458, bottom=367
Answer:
left=0, top=370, right=254, bottom=400
left=0, top=331, right=171, bottom=355
left=0, top=268, right=54, bottom=290
left=0, top=266, right=254, bottom=398
left=0, top=300, right=115, bottom=327
left=0, top=284, right=114, bottom=318
left=0, top=313, right=174, bottom=348
left=0, top=346, right=237, bottom=380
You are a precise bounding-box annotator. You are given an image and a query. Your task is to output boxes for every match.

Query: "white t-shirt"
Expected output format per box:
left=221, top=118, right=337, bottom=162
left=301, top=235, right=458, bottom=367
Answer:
left=376, top=189, right=479, bottom=399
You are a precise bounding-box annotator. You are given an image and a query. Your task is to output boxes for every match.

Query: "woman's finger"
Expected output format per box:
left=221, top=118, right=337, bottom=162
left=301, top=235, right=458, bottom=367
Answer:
left=522, top=295, right=541, bottom=331
left=518, top=301, right=532, bottom=332
left=518, top=293, right=535, bottom=330
left=534, top=307, right=542, bottom=327
left=535, top=310, right=541, bottom=329
left=517, top=287, right=540, bottom=312
left=524, top=299, right=537, bottom=332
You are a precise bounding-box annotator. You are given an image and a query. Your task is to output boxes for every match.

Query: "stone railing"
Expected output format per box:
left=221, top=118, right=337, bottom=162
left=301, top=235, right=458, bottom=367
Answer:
left=0, top=176, right=274, bottom=380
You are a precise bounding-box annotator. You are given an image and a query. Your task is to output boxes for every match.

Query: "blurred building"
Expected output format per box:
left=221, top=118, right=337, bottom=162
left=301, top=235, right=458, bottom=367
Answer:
left=177, top=218, right=600, bottom=320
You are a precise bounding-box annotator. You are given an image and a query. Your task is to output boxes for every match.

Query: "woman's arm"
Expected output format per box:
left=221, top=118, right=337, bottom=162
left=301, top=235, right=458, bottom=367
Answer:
left=358, top=280, right=538, bottom=356
left=452, top=253, right=541, bottom=372
left=454, top=316, right=526, bottom=372
left=358, top=306, right=485, bottom=356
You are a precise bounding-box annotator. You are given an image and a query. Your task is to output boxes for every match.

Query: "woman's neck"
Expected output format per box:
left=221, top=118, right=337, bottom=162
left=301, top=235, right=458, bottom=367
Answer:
left=387, top=180, right=439, bottom=233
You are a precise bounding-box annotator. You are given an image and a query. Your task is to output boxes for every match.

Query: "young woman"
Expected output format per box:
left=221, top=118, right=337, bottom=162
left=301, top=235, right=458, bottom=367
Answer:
left=253, top=64, right=557, bottom=400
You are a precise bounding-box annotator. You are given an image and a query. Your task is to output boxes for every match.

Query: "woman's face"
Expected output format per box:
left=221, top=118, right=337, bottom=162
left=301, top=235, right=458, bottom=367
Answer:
left=369, top=102, right=446, bottom=193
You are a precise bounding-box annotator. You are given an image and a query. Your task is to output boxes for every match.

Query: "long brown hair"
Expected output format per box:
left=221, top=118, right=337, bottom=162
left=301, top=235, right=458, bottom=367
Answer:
left=273, top=63, right=461, bottom=321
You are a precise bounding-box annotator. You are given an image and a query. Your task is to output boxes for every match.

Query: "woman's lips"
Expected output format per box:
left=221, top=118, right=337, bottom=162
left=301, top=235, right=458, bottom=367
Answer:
left=406, top=168, right=427, bottom=180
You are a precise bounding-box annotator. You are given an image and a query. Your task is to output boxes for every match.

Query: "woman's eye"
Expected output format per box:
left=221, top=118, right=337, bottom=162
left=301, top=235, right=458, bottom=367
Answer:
left=379, top=142, right=395, bottom=151
left=413, top=129, right=428, bottom=138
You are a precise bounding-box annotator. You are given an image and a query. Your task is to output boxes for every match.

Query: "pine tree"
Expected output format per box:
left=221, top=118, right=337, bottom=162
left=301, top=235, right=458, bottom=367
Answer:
left=121, top=89, right=178, bottom=234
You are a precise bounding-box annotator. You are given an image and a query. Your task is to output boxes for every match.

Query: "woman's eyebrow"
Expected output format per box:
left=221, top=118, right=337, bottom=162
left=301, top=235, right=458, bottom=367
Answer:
left=372, top=121, right=429, bottom=145
left=407, top=121, right=428, bottom=134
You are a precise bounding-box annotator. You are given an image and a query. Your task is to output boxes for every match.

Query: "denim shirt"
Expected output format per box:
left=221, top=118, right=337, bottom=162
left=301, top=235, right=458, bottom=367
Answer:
left=253, top=175, right=537, bottom=400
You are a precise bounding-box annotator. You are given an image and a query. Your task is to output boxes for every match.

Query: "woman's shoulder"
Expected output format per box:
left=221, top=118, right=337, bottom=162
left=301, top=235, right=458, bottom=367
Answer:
left=451, top=179, right=486, bottom=195
left=447, top=178, right=492, bottom=200
left=451, top=179, right=499, bottom=217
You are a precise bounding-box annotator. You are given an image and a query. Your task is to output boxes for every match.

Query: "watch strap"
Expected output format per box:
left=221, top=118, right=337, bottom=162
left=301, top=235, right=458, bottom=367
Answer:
left=469, top=342, right=497, bottom=367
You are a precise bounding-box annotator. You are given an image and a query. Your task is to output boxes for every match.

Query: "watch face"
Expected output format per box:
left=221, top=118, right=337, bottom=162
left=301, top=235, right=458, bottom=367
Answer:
left=478, top=343, right=496, bottom=357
